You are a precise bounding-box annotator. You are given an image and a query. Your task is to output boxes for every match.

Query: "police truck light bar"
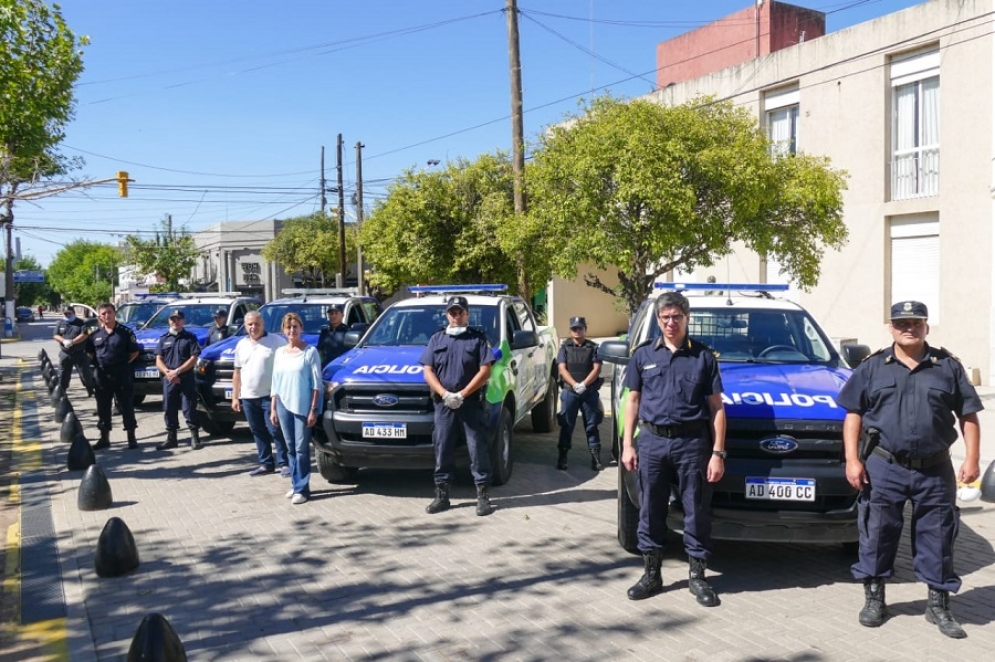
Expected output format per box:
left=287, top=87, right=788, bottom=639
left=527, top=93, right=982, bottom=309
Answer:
left=408, top=284, right=508, bottom=294
left=653, top=282, right=790, bottom=292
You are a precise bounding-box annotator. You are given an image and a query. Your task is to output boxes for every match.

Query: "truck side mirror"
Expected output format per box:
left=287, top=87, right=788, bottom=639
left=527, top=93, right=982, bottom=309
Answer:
left=841, top=343, right=871, bottom=368
left=511, top=329, right=538, bottom=350
left=348, top=322, right=370, bottom=333
left=599, top=340, right=631, bottom=365
left=343, top=330, right=363, bottom=348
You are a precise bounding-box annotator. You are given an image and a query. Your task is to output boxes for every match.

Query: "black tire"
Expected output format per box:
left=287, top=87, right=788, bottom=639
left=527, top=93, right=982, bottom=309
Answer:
left=490, top=406, right=514, bottom=486
left=316, top=450, right=359, bottom=484
left=530, top=371, right=557, bottom=433
left=200, top=416, right=236, bottom=437
left=610, top=379, right=620, bottom=462
left=132, top=392, right=146, bottom=406
left=618, top=462, right=640, bottom=554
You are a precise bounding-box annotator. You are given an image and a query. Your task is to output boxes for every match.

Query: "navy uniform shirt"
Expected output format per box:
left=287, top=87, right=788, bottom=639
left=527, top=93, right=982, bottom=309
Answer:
left=836, top=342, right=983, bottom=457
left=87, top=323, right=140, bottom=369
left=623, top=336, right=723, bottom=426
left=155, top=328, right=201, bottom=371
left=318, top=322, right=350, bottom=365
left=206, top=324, right=230, bottom=346
left=419, top=328, right=494, bottom=393
left=55, top=318, right=88, bottom=354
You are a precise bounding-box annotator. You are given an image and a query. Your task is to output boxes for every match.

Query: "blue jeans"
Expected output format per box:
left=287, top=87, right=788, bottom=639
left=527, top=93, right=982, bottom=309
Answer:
left=241, top=397, right=288, bottom=470
left=275, top=400, right=311, bottom=497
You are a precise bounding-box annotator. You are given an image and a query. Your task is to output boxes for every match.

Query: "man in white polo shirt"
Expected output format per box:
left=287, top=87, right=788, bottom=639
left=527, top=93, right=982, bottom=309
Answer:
left=231, top=310, right=290, bottom=476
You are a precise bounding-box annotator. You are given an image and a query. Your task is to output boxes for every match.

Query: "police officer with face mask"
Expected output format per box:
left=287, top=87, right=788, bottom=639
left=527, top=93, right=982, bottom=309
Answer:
left=154, top=309, right=202, bottom=451
left=556, top=316, right=604, bottom=471
left=420, top=295, right=495, bottom=517
left=53, top=305, right=94, bottom=396
left=206, top=308, right=230, bottom=346
left=836, top=301, right=982, bottom=639
left=318, top=304, right=349, bottom=365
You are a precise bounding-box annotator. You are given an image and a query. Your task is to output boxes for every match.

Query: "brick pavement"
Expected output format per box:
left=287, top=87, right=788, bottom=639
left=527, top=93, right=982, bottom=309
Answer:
left=3, top=336, right=995, bottom=660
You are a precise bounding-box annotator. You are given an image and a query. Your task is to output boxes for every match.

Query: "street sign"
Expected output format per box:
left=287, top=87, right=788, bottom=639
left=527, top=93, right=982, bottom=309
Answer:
left=13, top=270, right=45, bottom=283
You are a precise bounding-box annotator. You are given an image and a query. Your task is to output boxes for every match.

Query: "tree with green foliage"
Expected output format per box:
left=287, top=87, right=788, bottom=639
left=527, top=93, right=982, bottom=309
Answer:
left=262, top=212, right=356, bottom=288
left=359, top=154, right=523, bottom=295
left=526, top=95, right=848, bottom=314
left=125, top=218, right=202, bottom=292
left=12, top=255, right=53, bottom=306
left=47, top=240, right=122, bottom=305
left=1, top=0, right=88, bottom=311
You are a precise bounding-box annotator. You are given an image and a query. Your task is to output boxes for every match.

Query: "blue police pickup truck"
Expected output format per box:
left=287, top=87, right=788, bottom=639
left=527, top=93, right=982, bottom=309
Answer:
left=194, top=290, right=381, bottom=436
left=599, top=283, right=871, bottom=553
left=115, top=293, right=181, bottom=331
left=315, top=285, right=559, bottom=486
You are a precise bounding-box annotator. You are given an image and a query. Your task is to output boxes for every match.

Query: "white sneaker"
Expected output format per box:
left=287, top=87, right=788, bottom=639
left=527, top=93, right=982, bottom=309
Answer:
left=285, top=489, right=295, bottom=499
left=291, top=493, right=308, bottom=505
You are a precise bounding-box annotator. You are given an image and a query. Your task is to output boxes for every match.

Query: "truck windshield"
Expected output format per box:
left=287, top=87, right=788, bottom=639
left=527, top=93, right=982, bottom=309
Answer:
left=362, top=305, right=500, bottom=347
left=257, top=303, right=330, bottom=335
left=118, top=302, right=164, bottom=327
left=144, top=304, right=222, bottom=329
left=646, top=308, right=836, bottom=363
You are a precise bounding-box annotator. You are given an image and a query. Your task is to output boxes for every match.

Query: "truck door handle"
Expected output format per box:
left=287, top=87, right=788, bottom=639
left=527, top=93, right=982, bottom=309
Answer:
left=510, top=360, right=518, bottom=375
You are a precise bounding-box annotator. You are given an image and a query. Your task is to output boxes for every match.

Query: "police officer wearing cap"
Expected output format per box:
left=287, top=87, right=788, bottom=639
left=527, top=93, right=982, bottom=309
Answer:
left=318, top=304, right=349, bottom=365
left=86, top=302, right=141, bottom=450
left=556, top=316, right=604, bottom=471
left=836, top=301, right=982, bottom=639
left=621, top=290, right=726, bottom=606
left=206, top=308, right=230, bottom=346
left=154, top=308, right=203, bottom=451
left=53, top=305, right=94, bottom=396
left=420, top=295, right=496, bottom=516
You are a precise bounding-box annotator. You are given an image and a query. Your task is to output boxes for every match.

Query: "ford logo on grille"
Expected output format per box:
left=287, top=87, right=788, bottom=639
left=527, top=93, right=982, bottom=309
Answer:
left=759, top=436, right=799, bottom=454
left=372, top=394, right=399, bottom=407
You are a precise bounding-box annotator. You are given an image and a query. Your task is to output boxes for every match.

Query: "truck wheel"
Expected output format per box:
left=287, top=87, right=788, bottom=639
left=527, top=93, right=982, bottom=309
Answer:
left=530, top=371, right=557, bottom=433
left=618, top=463, right=640, bottom=554
left=316, top=450, right=359, bottom=484
left=201, top=417, right=235, bottom=437
left=490, top=407, right=514, bottom=486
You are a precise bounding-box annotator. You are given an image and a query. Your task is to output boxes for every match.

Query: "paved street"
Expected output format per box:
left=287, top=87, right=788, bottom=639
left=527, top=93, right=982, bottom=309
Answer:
left=3, top=324, right=995, bottom=660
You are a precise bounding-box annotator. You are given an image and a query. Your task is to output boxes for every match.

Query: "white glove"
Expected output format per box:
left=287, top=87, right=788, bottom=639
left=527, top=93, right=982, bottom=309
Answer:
left=572, top=382, right=587, bottom=395
left=62, top=339, right=73, bottom=349
left=443, top=391, right=464, bottom=409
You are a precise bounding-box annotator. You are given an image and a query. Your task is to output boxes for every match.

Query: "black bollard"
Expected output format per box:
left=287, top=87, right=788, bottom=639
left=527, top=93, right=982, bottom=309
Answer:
left=38, top=348, right=48, bottom=363
left=60, top=411, right=82, bottom=444
left=78, top=465, right=113, bottom=511
left=54, top=395, right=73, bottom=424
left=67, top=434, right=95, bottom=471
left=50, top=385, right=65, bottom=409
left=127, top=613, right=187, bottom=662
left=980, top=460, right=995, bottom=503
left=94, top=517, right=140, bottom=578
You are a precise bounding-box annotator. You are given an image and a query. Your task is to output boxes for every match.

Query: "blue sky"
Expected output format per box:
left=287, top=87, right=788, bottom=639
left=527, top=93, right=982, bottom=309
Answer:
left=14, top=0, right=925, bottom=266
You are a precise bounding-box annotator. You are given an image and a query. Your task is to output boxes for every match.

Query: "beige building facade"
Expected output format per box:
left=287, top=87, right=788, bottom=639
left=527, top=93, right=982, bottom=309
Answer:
left=643, top=0, right=994, bottom=383
left=191, top=220, right=293, bottom=302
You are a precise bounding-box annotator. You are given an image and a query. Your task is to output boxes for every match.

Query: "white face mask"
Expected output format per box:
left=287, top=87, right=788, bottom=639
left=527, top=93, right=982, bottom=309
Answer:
left=65, top=315, right=76, bottom=323
left=445, top=325, right=467, bottom=336
left=168, top=327, right=180, bottom=336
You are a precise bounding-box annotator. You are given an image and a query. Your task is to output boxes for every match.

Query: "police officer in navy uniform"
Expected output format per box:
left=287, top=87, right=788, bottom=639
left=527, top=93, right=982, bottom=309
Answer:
left=420, top=295, right=496, bottom=517
left=153, top=308, right=203, bottom=451
left=556, top=316, right=604, bottom=471
left=318, top=304, right=349, bottom=365
left=621, top=290, right=726, bottom=606
left=836, top=301, right=982, bottom=639
left=206, top=308, right=230, bottom=346
left=86, top=302, right=141, bottom=450
left=53, top=305, right=94, bottom=396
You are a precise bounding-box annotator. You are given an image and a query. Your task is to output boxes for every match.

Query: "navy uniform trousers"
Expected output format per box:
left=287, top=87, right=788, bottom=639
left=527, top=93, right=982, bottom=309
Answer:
left=163, top=374, right=199, bottom=431
left=433, top=399, right=491, bottom=486
left=557, top=387, right=602, bottom=451
left=94, top=365, right=137, bottom=432
left=637, top=428, right=713, bottom=559
left=852, top=453, right=960, bottom=592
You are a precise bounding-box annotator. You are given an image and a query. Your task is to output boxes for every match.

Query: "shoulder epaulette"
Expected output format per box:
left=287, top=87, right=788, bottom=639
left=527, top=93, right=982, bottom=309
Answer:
left=634, top=338, right=654, bottom=350
left=864, top=347, right=889, bottom=363
left=929, top=346, right=955, bottom=362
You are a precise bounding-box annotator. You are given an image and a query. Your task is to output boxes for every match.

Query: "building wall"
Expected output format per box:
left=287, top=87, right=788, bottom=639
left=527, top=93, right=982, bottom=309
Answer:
left=192, top=220, right=293, bottom=302
left=648, top=0, right=994, bottom=382
left=548, top=266, right=630, bottom=340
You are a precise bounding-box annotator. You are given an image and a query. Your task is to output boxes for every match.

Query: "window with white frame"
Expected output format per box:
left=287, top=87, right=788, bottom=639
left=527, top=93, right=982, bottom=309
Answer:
left=764, top=86, right=799, bottom=156
left=890, top=47, right=940, bottom=200
left=890, top=214, right=939, bottom=324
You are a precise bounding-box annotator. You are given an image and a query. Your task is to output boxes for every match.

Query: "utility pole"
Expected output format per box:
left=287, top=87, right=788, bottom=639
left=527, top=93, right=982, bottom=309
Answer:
left=166, top=213, right=172, bottom=245
left=355, top=141, right=365, bottom=296
left=336, top=133, right=346, bottom=288
left=320, top=146, right=327, bottom=214
left=2, top=201, right=12, bottom=344
left=506, top=0, right=530, bottom=300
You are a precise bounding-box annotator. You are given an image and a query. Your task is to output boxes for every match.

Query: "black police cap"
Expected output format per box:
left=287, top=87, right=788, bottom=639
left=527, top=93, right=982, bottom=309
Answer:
left=213, top=308, right=227, bottom=317
left=445, top=295, right=469, bottom=311
left=569, top=316, right=587, bottom=329
left=167, top=308, right=185, bottom=319
left=327, top=304, right=344, bottom=314
left=890, top=301, right=928, bottom=320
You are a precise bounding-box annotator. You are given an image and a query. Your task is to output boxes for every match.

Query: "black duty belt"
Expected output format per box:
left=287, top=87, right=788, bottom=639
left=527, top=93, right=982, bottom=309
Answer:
left=871, top=446, right=950, bottom=471
left=641, top=420, right=707, bottom=438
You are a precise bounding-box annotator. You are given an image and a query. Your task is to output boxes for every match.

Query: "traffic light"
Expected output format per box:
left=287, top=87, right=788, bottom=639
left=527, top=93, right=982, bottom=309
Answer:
left=117, top=171, right=129, bottom=198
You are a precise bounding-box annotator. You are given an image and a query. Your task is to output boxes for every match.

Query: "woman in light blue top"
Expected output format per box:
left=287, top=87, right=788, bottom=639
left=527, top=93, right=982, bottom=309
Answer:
left=270, top=313, right=323, bottom=504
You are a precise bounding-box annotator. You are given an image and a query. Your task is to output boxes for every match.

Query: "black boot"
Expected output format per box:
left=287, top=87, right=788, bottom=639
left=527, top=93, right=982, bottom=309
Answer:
left=688, top=557, right=720, bottom=607
left=925, top=588, right=966, bottom=638
left=189, top=428, right=203, bottom=450
left=126, top=429, right=138, bottom=450
left=556, top=450, right=568, bottom=470
left=858, top=578, right=887, bottom=627
left=627, top=549, right=664, bottom=600
left=156, top=429, right=179, bottom=451
left=426, top=484, right=451, bottom=514
left=590, top=446, right=603, bottom=471
left=476, top=484, right=495, bottom=517
left=93, top=430, right=110, bottom=451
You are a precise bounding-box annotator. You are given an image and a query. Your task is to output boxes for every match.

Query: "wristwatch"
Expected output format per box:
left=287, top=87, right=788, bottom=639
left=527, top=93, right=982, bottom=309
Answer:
left=712, top=450, right=728, bottom=459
